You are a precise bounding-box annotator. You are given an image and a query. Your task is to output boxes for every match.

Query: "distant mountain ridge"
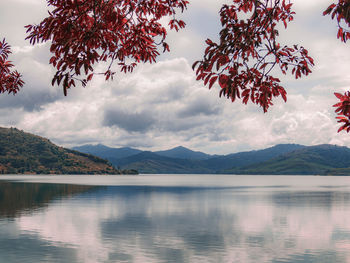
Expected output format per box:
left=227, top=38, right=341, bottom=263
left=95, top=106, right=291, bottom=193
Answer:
left=72, top=144, right=142, bottom=159
left=72, top=143, right=350, bottom=175
left=115, top=151, right=212, bottom=174
left=155, top=146, right=213, bottom=160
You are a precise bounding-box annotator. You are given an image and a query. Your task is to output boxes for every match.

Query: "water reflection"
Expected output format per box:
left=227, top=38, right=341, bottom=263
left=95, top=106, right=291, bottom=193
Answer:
left=1, top=177, right=350, bottom=262
left=0, top=182, right=96, bottom=218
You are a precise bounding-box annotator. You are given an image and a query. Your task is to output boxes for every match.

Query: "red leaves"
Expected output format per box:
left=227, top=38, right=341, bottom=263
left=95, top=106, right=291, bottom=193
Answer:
left=25, top=0, right=189, bottom=95
left=208, top=75, right=218, bottom=89
left=87, top=73, right=93, bottom=82
left=193, top=0, right=311, bottom=112
left=323, top=4, right=337, bottom=16
left=0, top=39, right=24, bottom=94
left=323, top=0, right=350, bottom=43
left=334, top=92, right=350, bottom=132
left=169, top=19, right=186, bottom=32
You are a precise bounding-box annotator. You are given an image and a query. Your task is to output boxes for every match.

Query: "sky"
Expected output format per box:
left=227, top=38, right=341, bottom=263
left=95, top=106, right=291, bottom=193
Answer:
left=0, top=0, right=350, bottom=155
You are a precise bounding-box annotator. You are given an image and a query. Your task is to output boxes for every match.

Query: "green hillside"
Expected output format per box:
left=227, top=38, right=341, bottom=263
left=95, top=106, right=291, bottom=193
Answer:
left=224, top=145, right=350, bottom=175
left=0, top=127, right=135, bottom=174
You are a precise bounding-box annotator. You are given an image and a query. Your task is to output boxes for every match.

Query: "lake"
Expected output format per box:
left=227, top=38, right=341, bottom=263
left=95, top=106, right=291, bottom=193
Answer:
left=1, top=174, right=350, bottom=263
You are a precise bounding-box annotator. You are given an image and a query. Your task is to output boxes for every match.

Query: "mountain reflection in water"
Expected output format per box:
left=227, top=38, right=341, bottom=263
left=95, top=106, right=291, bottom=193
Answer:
left=0, top=182, right=97, bottom=218
left=0, top=175, right=350, bottom=263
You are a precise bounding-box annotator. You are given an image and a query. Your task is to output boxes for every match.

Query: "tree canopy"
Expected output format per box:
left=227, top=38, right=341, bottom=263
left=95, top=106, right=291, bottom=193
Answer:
left=0, top=0, right=350, bottom=131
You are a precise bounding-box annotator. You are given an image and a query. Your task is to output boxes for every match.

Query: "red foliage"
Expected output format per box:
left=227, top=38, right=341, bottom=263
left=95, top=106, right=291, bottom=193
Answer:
left=324, top=1, right=350, bottom=133
left=323, top=0, right=350, bottom=43
left=193, top=0, right=314, bottom=112
left=25, top=0, right=188, bottom=95
left=334, top=92, right=350, bottom=132
left=0, top=39, right=24, bottom=94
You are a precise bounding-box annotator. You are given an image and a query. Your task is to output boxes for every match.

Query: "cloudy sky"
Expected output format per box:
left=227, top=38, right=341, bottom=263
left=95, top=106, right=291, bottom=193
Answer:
left=0, top=0, right=350, bottom=154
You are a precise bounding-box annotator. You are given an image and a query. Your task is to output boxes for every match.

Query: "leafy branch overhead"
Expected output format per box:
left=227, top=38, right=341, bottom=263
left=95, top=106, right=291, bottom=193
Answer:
left=0, top=0, right=350, bottom=132
left=193, top=0, right=314, bottom=113
left=25, top=0, right=188, bottom=96
left=323, top=0, right=350, bottom=132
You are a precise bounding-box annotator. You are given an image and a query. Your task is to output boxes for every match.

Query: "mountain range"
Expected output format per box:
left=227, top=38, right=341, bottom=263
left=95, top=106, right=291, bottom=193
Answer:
left=5, top=126, right=350, bottom=175
left=72, top=143, right=350, bottom=175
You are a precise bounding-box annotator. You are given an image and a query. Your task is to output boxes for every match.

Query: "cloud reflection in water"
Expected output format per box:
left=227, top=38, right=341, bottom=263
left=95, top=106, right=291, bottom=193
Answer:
left=1, top=179, right=350, bottom=262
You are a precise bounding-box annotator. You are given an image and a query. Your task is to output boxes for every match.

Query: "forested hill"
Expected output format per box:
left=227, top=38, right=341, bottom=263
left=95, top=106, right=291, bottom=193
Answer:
left=0, top=127, right=135, bottom=174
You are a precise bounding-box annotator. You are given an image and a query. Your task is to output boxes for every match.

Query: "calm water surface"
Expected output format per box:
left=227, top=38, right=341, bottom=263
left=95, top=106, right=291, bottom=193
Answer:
left=1, top=174, right=350, bottom=262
